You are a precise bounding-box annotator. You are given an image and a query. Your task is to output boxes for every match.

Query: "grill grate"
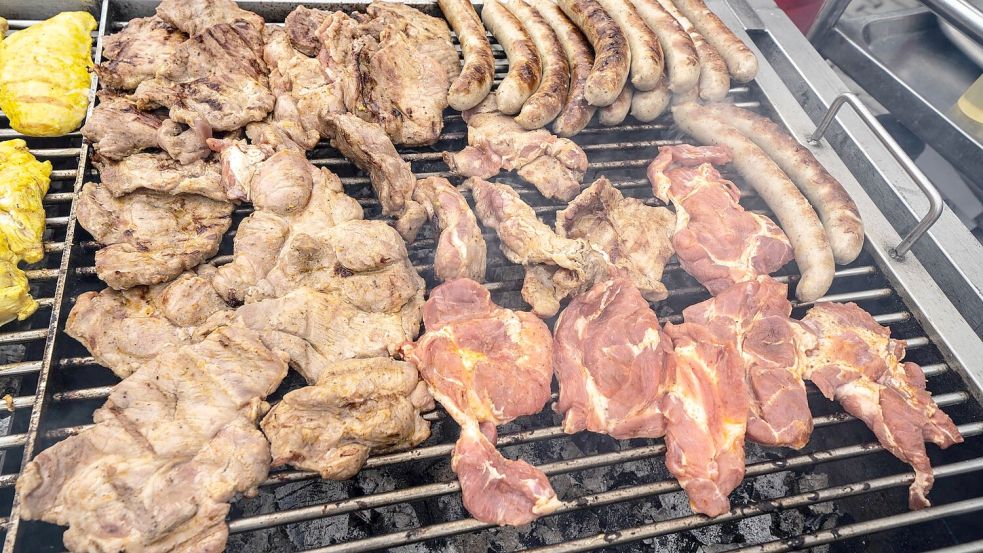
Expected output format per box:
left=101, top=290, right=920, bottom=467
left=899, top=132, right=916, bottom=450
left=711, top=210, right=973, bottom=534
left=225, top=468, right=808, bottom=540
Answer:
left=3, top=2, right=983, bottom=552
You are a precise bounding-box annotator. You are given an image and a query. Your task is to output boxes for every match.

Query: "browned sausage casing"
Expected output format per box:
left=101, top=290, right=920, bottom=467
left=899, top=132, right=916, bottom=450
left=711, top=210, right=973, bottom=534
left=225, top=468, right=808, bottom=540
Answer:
left=482, top=0, right=542, bottom=115
left=632, top=0, right=699, bottom=93
left=595, top=0, right=664, bottom=91
left=671, top=0, right=757, bottom=82
left=701, top=102, right=864, bottom=264
left=598, top=85, right=633, bottom=125
left=654, top=0, right=729, bottom=100
left=631, top=77, right=670, bottom=121
left=558, top=0, right=630, bottom=107
left=673, top=102, right=835, bottom=302
left=438, top=0, right=495, bottom=110
left=501, top=0, right=571, bottom=129
left=534, top=0, right=597, bottom=136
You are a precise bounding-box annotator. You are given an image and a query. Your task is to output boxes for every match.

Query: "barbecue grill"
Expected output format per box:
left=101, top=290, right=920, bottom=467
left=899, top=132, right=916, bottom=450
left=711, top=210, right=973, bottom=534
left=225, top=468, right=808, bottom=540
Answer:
left=3, top=0, right=983, bottom=551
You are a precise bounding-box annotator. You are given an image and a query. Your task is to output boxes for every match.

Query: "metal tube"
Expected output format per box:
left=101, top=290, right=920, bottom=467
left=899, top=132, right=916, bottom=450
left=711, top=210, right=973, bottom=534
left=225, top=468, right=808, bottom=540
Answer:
left=921, top=0, right=983, bottom=46
left=807, top=0, right=853, bottom=44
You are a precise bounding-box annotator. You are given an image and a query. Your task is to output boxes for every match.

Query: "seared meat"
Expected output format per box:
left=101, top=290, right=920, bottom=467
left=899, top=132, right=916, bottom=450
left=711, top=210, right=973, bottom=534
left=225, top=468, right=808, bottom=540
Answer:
left=156, top=119, right=212, bottom=164
left=133, top=20, right=274, bottom=132
left=95, top=152, right=226, bottom=201
left=362, top=1, right=460, bottom=82
left=78, top=183, right=233, bottom=289
left=325, top=114, right=427, bottom=242
left=683, top=275, right=815, bottom=449
left=285, top=6, right=330, bottom=57
left=95, top=15, right=187, bottom=91
left=262, top=357, right=433, bottom=479
left=800, top=302, right=963, bottom=509
left=66, top=268, right=228, bottom=378
left=557, top=177, right=675, bottom=302
left=402, top=279, right=561, bottom=526
left=412, top=177, right=487, bottom=281
left=662, top=319, right=748, bottom=517
left=156, top=0, right=265, bottom=36
left=468, top=178, right=610, bottom=317
left=17, top=325, right=288, bottom=553
left=648, top=144, right=793, bottom=294
left=553, top=276, right=674, bottom=438
left=445, top=96, right=588, bottom=201
left=81, top=92, right=163, bottom=160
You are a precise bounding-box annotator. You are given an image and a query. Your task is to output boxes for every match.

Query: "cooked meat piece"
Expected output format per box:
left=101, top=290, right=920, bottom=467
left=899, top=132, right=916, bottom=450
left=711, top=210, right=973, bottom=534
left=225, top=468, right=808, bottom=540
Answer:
left=262, top=26, right=345, bottom=149
left=682, top=275, right=815, bottom=449
left=208, top=148, right=365, bottom=304
left=363, top=1, right=460, bottom=83
left=78, top=183, right=233, bottom=289
left=648, top=144, right=793, bottom=295
left=285, top=6, right=330, bottom=57
left=156, top=119, right=212, bottom=164
left=17, top=325, right=288, bottom=553
left=315, top=11, right=362, bottom=106
left=81, top=92, right=163, bottom=160
left=402, top=278, right=561, bottom=525
left=662, top=319, right=748, bottom=517
left=800, top=302, right=963, bottom=509
left=156, top=0, right=265, bottom=36
left=95, top=15, right=187, bottom=91
left=133, top=21, right=274, bottom=132
left=65, top=268, right=228, bottom=378
left=262, top=357, right=433, bottom=479
left=557, top=177, right=675, bottom=301
left=412, top=177, right=487, bottom=282
left=468, top=178, right=610, bottom=317
left=445, top=96, right=588, bottom=201
left=95, top=152, right=226, bottom=201
left=553, top=276, right=674, bottom=438
left=325, top=114, right=427, bottom=241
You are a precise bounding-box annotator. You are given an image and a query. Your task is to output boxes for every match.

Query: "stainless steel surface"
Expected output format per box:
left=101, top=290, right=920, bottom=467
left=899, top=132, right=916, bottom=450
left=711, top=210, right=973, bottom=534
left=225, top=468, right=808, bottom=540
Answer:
left=920, top=0, right=983, bottom=47
left=807, top=92, right=945, bottom=259
left=807, top=0, right=853, bottom=42
left=2, top=0, right=983, bottom=552
left=939, top=17, right=983, bottom=68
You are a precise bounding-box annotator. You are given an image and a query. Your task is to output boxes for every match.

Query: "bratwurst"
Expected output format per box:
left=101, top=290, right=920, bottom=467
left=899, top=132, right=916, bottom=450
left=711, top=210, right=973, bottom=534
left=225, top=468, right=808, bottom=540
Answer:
left=438, top=0, right=495, bottom=110
left=558, top=0, right=630, bottom=107
left=482, top=0, right=542, bottom=115
left=534, top=0, right=597, bottom=136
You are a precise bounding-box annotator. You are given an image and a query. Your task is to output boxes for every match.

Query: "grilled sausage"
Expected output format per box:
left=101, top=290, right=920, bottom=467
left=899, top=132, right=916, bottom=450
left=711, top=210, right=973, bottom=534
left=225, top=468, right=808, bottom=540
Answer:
left=501, top=0, right=570, bottom=129
left=534, top=1, right=597, bottom=136
left=631, top=77, right=671, bottom=121
left=670, top=0, right=757, bottom=82
left=558, top=0, right=630, bottom=107
left=701, top=102, right=864, bottom=264
left=438, top=0, right=495, bottom=111
left=632, top=0, right=699, bottom=93
left=595, top=0, right=664, bottom=91
left=598, top=85, right=633, bottom=125
left=673, top=102, right=835, bottom=302
left=482, top=0, right=542, bottom=115
left=653, top=0, right=729, bottom=100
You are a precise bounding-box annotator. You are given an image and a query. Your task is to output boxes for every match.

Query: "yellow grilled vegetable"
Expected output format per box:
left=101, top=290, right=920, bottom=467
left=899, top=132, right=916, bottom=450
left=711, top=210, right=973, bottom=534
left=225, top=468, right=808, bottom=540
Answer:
left=0, top=140, right=52, bottom=264
left=0, top=12, right=97, bottom=136
left=0, top=245, right=36, bottom=326
left=0, top=140, right=51, bottom=326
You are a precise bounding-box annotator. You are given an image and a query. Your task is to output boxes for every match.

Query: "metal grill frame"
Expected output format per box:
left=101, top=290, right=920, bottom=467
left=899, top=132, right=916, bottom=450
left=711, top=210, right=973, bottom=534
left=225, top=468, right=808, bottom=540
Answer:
left=1, top=0, right=983, bottom=552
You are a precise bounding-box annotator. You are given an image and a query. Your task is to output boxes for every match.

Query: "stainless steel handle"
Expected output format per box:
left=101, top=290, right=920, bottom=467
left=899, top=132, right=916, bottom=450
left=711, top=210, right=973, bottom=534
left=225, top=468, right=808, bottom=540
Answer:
left=807, top=92, right=944, bottom=261
left=921, top=0, right=983, bottom=47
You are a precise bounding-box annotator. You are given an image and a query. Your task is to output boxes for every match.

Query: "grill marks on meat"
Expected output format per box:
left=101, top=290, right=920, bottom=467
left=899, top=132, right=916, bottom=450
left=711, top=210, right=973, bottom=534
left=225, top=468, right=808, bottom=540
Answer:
left=553, top=276, right=674, bottom=438
left=413, top=177, right=487, bottom=282
left=95, top=16, right=187, bottom=91
left=66, top=269, right=228, bottom=378
left=800, top=302, right=963, bottom=509
left=325, top=114, right=427, bottom=241
left=682, top=276, right=815, bottom=449
left=95, top=152, right=226, bottom=201
left=82, top=93, right=164, bottom=161
left=557, top=177, right=675, bottom=302
left=77, top=183, right=233, bottom=290
left=662, top=320, right=749, bottom=517
left=156, top=0, right=265, bottom=37
left=402, top=279, right=561, bottom=525
left=648, top=144, right=793, bottom=295
left=261, top=357, right=433, bottom=480
left=469, top=178, right=610, bottom=318
left=445, top=97, right=589, bottom=201
left=285, top=6, right=330, bottom=57
left=363, top=2, right=460, bottom=84
left=133, top=19, right=274, bottom=133
left=17, top=326, right=289, bottom=553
